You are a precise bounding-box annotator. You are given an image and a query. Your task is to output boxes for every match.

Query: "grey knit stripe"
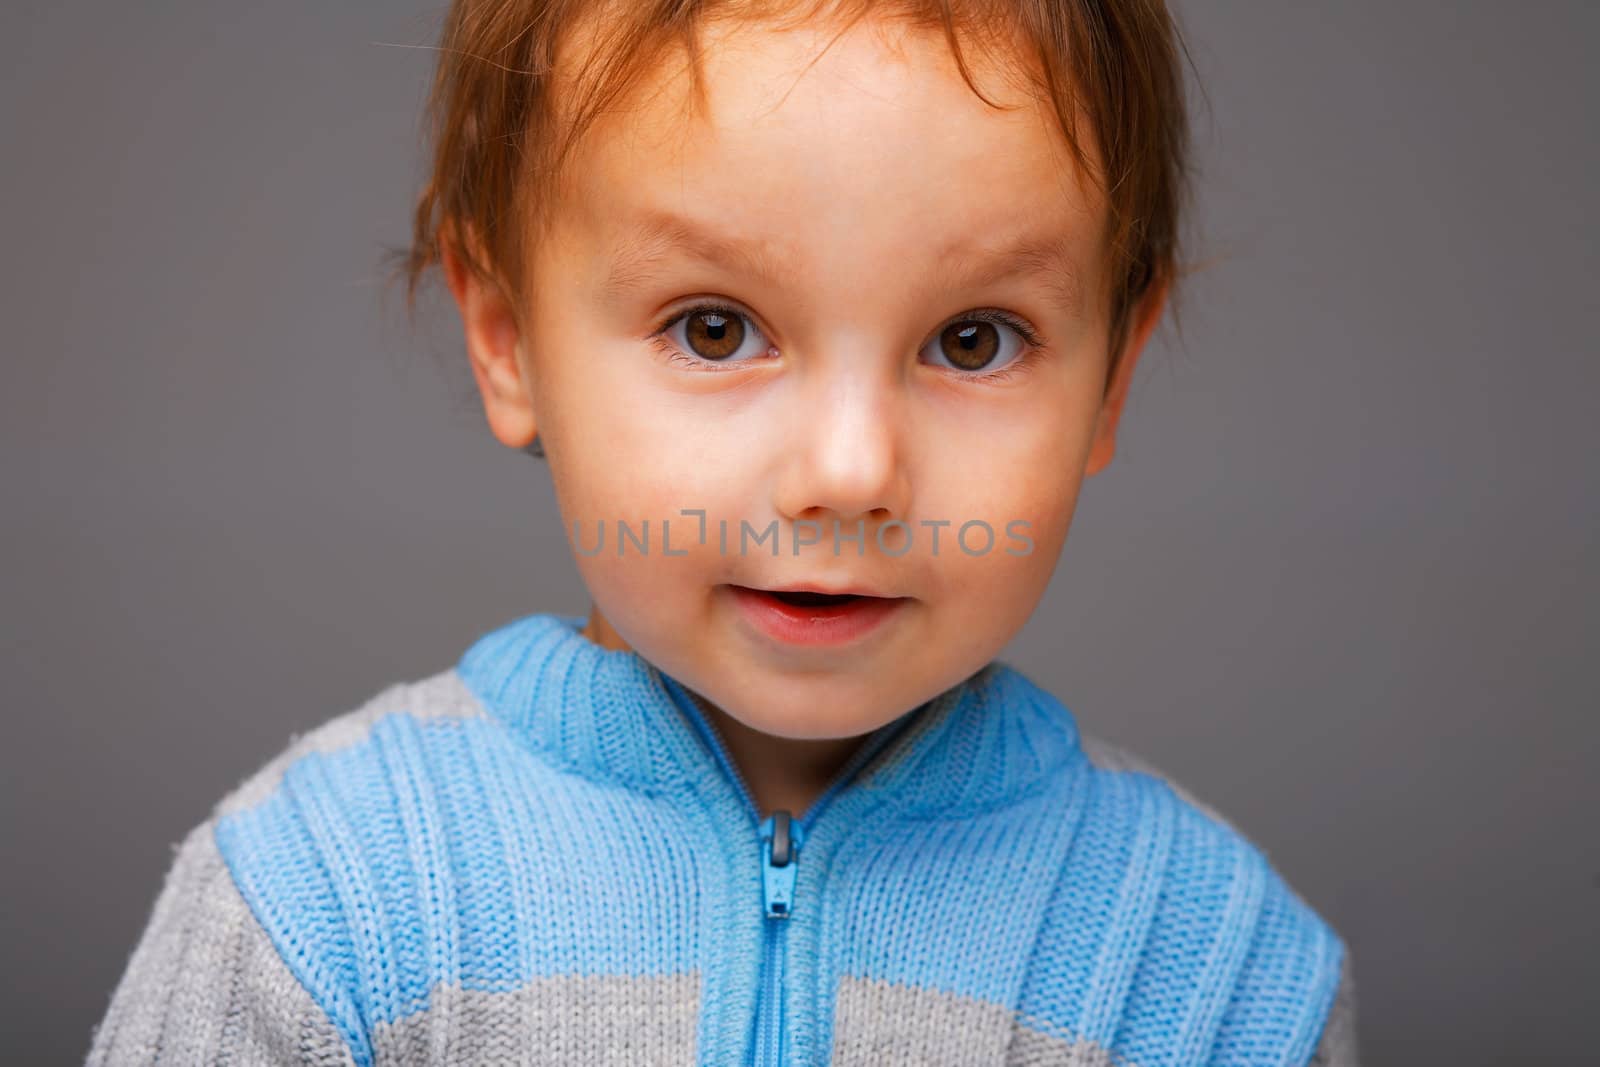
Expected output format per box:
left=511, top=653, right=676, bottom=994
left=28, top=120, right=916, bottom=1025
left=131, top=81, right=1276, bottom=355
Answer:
left=1309, top=950, right=1360, bottom=1066
left=830, top=976, right=1013, bottom=1065
left=830, top=976, right=1126, bottom=1067
left=86, top=822, right=355, bottom=1066
left=1079, top=732, right=1239, bottom=835
left=1006, top=1023, right=1123, bottom=1066
left=368, top=973, right=700, bottom=1065
left=218, top=669, right=486, bottom=817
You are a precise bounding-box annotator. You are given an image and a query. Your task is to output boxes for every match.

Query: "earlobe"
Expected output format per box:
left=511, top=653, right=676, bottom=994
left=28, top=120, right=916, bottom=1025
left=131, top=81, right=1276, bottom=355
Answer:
left=1085, top=279, right=1169, bottom=476
left=442, top=235, right=539, bottom=452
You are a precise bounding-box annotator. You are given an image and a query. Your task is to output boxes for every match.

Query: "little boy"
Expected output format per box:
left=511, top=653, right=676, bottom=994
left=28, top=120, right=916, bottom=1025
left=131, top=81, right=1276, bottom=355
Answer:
left=90, top=2, right=1357, bottom=1064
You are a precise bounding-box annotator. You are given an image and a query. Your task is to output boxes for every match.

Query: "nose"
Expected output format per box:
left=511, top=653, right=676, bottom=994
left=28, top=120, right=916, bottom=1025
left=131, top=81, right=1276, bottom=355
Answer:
left=771, top=367, right=910, bottom=529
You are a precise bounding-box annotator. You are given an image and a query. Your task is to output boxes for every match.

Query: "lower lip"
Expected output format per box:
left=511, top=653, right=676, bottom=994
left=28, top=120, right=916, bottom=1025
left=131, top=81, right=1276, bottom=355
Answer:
left=729, top=585, right=908, bottom=647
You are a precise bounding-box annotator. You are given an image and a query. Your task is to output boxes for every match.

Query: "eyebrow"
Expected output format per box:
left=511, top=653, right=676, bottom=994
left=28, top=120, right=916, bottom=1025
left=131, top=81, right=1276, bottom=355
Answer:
left=600, top=209, right=1085, bottom=317
left=600, top=211, right=788, bottom=304
left=933, top=232, right=1085, bottom=318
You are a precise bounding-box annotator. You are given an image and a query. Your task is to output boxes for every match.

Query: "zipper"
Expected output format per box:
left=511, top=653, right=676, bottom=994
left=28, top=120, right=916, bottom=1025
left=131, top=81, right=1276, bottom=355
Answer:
left=753, top=809, right=802, bottom=1066
left=658, top=673, right=927, bottom=1067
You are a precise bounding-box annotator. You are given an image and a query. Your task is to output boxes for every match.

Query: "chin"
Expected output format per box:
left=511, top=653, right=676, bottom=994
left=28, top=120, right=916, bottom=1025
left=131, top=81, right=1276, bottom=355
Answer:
left=737, top=688, right=919, bottom=741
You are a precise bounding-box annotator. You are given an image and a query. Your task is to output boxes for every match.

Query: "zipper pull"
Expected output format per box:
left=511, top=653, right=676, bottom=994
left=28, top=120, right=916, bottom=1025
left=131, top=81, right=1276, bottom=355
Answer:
left=759, top=810, right=804, bottom=918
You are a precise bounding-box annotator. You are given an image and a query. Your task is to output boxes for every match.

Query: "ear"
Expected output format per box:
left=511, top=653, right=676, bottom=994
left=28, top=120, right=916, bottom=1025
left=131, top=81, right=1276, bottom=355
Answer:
left=441, top=230, right=538, bottom=451
left=1085, top=277, right=1169, bottom=476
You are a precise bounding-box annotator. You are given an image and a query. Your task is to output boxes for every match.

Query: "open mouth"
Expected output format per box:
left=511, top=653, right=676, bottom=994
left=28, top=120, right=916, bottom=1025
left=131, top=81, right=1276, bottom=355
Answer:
left=762, top=590, right=868, bottom=608
left=728, top=584, right=906, bottom=646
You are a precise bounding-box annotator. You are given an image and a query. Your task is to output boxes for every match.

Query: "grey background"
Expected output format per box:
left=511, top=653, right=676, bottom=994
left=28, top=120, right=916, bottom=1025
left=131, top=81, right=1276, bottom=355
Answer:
left=3, top=2, right=1595, bottom=1063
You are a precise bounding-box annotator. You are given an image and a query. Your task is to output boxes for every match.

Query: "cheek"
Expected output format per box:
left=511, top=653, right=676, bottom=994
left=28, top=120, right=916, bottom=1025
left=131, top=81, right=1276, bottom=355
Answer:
left=920, top=395, right=1090, bottom=534
left=543, top=394, right=755, bottom=611
left=935, top=479, right=1077, bottom=595
left=539, top=360, right=678, bottom=508
left=544, top=345, right=756, bottom=500
left=913, top=412, right=1087, bottom=605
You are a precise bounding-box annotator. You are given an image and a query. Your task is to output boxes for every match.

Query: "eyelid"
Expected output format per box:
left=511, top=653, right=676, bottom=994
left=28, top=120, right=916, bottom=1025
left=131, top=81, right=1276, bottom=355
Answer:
left=927, top=307, right=1044, bottom=349
left=651, top=299, right=761, bottom=338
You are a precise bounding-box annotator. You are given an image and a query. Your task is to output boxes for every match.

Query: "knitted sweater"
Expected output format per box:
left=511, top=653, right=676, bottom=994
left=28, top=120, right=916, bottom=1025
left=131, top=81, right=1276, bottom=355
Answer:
left=89, top=611, right=1358, bottom=1066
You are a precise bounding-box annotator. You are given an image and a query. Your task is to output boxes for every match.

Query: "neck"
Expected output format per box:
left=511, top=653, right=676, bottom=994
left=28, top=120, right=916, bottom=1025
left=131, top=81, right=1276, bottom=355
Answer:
left=583, top=605, right=868, bottom=819
left=692, top=692, right=867, bottom=820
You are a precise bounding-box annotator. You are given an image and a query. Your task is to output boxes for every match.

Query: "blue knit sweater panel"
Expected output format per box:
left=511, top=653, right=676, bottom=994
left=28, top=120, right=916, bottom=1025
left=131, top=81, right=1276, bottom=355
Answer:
left=89, top=612, right=1355, bottom=1065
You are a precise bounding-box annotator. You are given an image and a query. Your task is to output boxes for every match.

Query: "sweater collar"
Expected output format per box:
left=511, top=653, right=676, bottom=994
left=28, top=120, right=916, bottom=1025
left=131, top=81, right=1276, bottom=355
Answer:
left=455, top=612, right=1084, bottom=817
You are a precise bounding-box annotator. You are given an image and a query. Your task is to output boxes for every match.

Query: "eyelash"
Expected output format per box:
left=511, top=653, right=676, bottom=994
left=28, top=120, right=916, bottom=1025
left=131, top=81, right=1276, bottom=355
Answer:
left=647, top=301, right=1046, bottom=384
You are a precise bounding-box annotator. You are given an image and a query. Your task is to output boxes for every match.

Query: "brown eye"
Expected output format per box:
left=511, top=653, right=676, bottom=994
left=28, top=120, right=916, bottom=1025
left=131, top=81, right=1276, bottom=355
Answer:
left=685, top=309, right=745, bottom=360
left=919, top=311, right=1035, bottom=377
left=938, top=321, right=1001, bottom=370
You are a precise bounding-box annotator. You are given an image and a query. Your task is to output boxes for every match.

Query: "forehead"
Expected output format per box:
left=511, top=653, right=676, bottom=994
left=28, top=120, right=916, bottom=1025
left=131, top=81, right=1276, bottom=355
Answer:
left=545, top=16, right=1107, bottom=297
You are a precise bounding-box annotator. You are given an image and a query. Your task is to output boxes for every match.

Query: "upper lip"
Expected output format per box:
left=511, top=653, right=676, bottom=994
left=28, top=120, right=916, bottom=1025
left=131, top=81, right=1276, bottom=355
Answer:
left=740, top=582, right=903, bottom=599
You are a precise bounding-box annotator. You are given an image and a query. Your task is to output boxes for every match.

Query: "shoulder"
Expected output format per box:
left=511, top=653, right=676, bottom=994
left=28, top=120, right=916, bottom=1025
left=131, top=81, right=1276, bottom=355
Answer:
left=208, top=666, right=496, bottom=930
left=1076, top=732, right=1245, bottom=835
left=1018, top=731, right=1356, bottom=1065
left=207, top=661, right=509, bottom=908
left=203, top=668, right=512, bottom=1050
left=89, top=818, right=361, bottom=1065
left=214, top=667, right=490, bottom=819
left=94, top=668, right=504, bottom=1065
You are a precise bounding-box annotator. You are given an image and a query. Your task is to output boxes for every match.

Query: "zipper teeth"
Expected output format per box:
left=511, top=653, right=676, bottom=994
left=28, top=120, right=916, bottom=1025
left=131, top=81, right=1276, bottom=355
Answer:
left=657, top=670, right=950, bottom=1067
left=756, top=923, right=786, bottom=1065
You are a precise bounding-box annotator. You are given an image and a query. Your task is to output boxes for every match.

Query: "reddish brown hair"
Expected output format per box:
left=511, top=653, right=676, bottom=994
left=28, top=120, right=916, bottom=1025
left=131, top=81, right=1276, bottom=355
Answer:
left=397, top=0, right=1192, bottom=387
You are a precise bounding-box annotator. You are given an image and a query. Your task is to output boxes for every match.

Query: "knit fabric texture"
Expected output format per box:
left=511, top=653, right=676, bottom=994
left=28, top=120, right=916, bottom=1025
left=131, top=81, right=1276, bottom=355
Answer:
left=89, top=611, right=1357, bottom=1065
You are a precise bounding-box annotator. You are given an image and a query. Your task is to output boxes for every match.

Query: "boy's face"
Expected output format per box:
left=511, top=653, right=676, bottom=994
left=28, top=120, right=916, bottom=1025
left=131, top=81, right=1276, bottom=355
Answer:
left=451, top=17, right=1164, bottom=742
